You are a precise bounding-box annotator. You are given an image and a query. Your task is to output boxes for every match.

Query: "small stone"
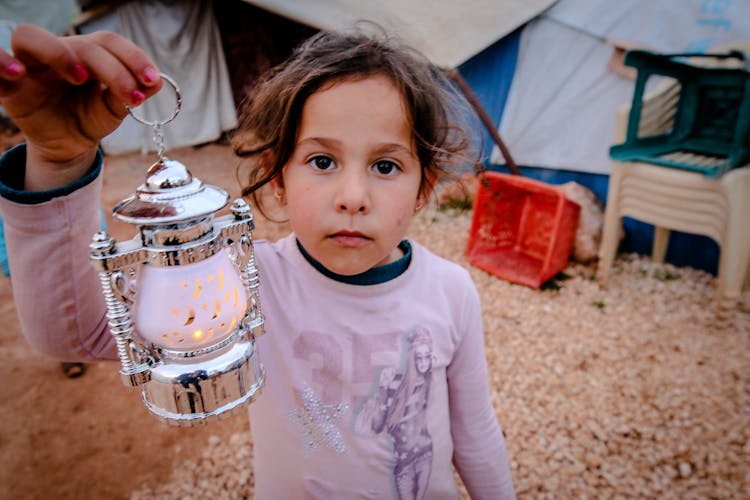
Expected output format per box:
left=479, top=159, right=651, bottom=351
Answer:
left=585, top=452, right=602, bottom=468
left=678, top=462, right=692, bottom=478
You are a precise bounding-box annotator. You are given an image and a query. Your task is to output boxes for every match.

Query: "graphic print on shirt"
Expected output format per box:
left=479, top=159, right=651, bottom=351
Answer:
left=288, top=329, right=403, bottom=456
left=286, top=383, right=349, bottom=455
left=354, top=327, right=435, bottom=500
left=289, top=326, right=435, bottom=499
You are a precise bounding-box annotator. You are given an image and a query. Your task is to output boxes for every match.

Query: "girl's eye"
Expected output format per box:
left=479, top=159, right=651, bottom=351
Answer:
left=309, top=156, right=335, bottom=171
left=372, top=160, right=400, bottom=176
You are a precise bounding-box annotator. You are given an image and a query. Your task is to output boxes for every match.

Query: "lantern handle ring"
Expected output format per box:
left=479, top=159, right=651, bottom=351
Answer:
left=126, top=73, right=182, bottom=127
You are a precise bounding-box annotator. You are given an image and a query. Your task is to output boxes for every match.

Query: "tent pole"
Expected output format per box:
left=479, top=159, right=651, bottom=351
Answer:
left=445, top=68, right=520, bottom=176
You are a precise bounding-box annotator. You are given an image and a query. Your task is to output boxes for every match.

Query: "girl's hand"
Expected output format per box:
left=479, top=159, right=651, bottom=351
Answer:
left=0, top=24, right=162, bottom=190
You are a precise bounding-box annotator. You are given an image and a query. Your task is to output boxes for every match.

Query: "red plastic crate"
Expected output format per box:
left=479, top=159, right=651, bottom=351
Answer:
left=466, top=171, right=581, bottom=288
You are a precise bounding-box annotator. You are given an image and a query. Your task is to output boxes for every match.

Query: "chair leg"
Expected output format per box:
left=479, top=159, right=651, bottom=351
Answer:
left=598, top=172, right=624, bottom=287
left=652, top=226, right=670, bottom=263
left=716, top=216, right=750, bottom=315
left=714, top=173, right=750, bottom=315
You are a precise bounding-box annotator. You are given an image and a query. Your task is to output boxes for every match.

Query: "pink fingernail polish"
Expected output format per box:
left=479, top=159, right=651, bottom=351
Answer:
left=131, top=89, right=145, bottom=105
left=143, top=66, right=158, bottom=84
left=5, top=62, right=23, bottom=77
left=73, top=64, right=89, bottom=83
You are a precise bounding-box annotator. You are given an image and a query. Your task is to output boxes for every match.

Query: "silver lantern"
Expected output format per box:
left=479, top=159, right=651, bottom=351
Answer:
left=89, top=75, right=265, bottom=426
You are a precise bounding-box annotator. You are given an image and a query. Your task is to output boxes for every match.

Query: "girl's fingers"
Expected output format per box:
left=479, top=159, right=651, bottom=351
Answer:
left=10, top=23, right=83, bottom=84
left=0, top=49, right=25, bottom=97
left=67, top=33, right=162, bottom=107
left=66, top=36, right=144, bottom=106
left=0, top=47, right=25, bottom=80
left=100, top=87, right=131, bottom=121
left=85, top=30, right=160, bottom=89
left=10, top=24, right=161, bottom=105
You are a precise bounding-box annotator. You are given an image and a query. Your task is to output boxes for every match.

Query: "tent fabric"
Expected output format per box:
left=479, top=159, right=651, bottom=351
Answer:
left=458, top=28, right=522, bottom=164
left=492, top=0, right=750, bottom=174
left=241, top=0, right=556, bottom=68
left=78, top=0, right=238, bottom=155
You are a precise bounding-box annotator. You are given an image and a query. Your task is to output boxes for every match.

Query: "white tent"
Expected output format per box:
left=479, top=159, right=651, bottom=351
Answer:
left=77, top=0, right=238, bottom=155
left=242, top=0, right=557, bottom=69
left=493, top=0, right=750, bottom=174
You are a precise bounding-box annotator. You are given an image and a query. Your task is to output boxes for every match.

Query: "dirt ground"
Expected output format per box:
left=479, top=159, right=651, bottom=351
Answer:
left=0, top=143, right=281, bottom=499
left=2, top=141, right=749, bottom=499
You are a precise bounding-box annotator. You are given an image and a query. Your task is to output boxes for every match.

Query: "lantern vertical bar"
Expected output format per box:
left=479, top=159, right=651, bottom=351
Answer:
left=227, top=199, right=265, bottom=339
left=89, top=231, right=151, bottom=387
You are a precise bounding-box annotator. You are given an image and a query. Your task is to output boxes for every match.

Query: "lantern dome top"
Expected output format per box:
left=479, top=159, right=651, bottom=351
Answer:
left=113, top=158, right=229, bottom=225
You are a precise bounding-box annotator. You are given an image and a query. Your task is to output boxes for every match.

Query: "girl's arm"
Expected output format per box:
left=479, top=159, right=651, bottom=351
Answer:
left=447, top=281, right=516, bottom=499
left=0, top=146, right=115, bottom=360
left=0, top=26, right=161, bottom=360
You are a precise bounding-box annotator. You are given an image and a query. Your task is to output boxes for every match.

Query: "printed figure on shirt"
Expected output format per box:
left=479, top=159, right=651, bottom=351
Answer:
left=355, top=327, right=434, bottom=500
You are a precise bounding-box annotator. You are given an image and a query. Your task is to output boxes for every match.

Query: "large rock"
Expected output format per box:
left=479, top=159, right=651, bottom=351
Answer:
left=560, top=181, right=605, bottom=263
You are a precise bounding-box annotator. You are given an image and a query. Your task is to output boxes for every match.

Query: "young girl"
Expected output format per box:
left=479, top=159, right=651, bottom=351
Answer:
left=0, top=24, right=515, bottom=499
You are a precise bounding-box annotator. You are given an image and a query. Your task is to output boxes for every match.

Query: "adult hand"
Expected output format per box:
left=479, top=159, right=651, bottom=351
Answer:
left=0, top=24, right=162, bottom=190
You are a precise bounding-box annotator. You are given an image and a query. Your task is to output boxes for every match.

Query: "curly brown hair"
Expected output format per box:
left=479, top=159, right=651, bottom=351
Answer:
left=233, top=27, right=476, bottom=215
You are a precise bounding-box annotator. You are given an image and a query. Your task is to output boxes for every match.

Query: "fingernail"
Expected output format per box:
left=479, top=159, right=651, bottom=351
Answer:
left=142, top=66, right=158, bottom=84
left=131, top=89, right=145, bottom=106
left=5, top=61, right=23, bottom=77
left=73, top=64, right=89, bottom=83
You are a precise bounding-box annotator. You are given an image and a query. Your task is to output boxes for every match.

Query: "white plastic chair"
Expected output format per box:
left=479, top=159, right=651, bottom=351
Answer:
left=597, top=45, right=750, bottom=314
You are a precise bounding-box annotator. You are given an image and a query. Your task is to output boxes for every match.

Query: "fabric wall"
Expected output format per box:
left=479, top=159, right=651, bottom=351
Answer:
left=78, top=0, right=238, bottom=155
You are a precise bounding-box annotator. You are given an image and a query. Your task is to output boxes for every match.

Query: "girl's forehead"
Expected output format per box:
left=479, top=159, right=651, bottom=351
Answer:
left=298, top=74, right=415, bottom=148
left=309, top=74, right=408, bottom=113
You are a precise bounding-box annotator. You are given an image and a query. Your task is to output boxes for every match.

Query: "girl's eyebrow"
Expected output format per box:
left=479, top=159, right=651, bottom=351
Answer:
left=296, top=136, right=341, bottom=149
left=296, top=137, right=415, bottom=158
left=374, top=143, right=417, bottom=159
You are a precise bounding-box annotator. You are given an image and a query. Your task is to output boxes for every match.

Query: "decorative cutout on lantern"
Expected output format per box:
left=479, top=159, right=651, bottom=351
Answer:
left=89, top=74, right=265, bottom=426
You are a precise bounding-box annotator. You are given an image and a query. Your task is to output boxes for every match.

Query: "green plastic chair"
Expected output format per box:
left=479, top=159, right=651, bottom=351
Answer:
left=609, top=49, right=750, bottom=178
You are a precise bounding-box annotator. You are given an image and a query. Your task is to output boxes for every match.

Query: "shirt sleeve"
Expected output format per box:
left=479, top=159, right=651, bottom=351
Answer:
left=0, top=144, right=116, bottom=361
left=0, top=144, right=103, bottom=204
left=447, top=273, right=516, bottom=499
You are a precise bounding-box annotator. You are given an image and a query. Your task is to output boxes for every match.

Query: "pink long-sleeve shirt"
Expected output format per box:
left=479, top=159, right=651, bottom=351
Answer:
left=0, top=148, right=515, bottom=499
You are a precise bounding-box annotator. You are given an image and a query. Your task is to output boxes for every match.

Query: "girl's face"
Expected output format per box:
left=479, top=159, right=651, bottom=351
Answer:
left=279, top=74, right=426, bottom=275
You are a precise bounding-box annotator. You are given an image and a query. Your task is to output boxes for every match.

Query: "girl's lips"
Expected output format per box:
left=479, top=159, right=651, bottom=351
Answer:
left=328, top=231, right=371, bottom=247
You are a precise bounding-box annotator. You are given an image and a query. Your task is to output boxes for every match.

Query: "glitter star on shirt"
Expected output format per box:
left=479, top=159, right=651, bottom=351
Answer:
left=287, top=384, right=350, bottom=455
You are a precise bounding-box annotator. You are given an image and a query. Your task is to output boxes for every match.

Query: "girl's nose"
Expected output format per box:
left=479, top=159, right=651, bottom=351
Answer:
left=335, top=168, right=370, bottom=214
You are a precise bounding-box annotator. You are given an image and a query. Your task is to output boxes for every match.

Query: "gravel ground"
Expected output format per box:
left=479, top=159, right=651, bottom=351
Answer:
left=132, top=205, right=750, bottom=499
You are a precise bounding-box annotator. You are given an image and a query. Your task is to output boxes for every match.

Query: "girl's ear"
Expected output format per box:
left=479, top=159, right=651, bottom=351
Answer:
left=262, top=151, right=287, bottom=205
left=269, top=176, right=287, bottom=205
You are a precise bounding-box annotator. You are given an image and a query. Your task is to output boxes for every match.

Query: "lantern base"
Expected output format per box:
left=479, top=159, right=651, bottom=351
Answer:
left=141, top=337, right=265, bottom=426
